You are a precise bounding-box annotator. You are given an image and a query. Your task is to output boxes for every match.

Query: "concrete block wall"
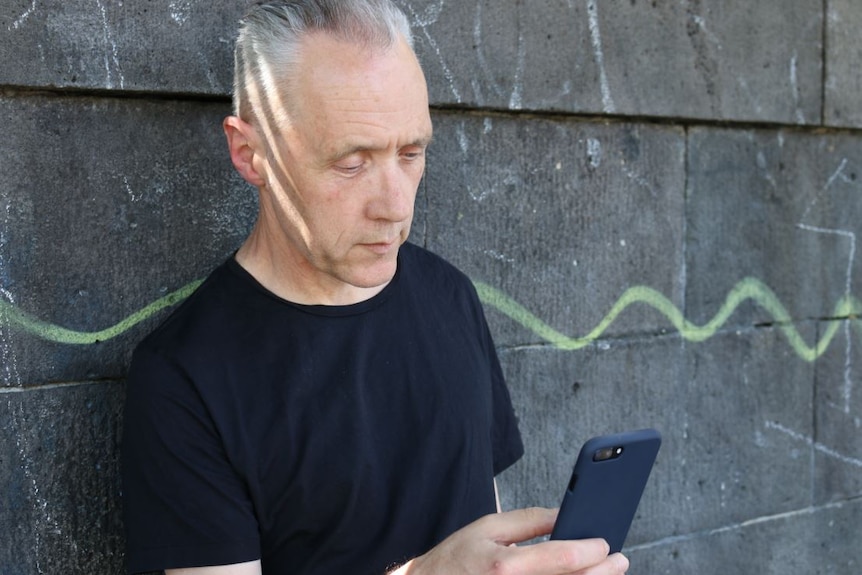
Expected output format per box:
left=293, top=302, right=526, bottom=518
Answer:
left=1, top=1, right=859, bottom=573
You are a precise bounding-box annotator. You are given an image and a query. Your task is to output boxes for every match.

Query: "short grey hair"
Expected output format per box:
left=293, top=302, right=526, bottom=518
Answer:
left=232, top=0, right=414, bottom=123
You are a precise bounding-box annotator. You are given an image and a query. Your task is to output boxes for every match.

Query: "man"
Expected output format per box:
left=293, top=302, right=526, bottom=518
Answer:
left=122, top=2, right=629, bottom=574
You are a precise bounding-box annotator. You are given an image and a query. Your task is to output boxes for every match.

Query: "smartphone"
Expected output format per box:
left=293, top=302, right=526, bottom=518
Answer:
left=550, top=428, right=661, bottom=552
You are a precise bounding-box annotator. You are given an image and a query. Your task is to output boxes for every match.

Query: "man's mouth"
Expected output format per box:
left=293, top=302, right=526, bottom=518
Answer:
left=359, top=239, right=398, bottom=255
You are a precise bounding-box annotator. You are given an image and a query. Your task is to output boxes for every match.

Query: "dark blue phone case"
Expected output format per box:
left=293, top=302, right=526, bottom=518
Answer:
left=550, top=428, right=661, bottom=552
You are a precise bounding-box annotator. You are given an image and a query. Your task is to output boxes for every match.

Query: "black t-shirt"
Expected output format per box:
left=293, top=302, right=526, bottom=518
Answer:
left=122, top=243, right=524, bottom=574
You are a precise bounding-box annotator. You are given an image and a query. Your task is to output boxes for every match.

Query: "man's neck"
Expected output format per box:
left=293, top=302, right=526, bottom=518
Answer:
left=234, top=226, right=390, bottom=306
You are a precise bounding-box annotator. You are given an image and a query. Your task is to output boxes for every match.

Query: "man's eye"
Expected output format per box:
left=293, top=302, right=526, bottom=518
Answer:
left=335, top=163, right=363, bottom=174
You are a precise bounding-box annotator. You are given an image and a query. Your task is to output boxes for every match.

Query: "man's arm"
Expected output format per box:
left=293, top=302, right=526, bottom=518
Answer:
left=163, top=510, right=627, bottom=575
left=165, top=560, right=261, bottom=575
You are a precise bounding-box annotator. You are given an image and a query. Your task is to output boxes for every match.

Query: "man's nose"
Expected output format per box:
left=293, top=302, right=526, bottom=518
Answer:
left=366, top=161, right=416, bottom=222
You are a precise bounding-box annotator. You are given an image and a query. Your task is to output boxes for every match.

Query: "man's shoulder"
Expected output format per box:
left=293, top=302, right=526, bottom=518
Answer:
left=134, top=258, right=247, bottom=356
left=400, top=242, right=472, bottom=285
left=398, top=243, right=483, bottom=315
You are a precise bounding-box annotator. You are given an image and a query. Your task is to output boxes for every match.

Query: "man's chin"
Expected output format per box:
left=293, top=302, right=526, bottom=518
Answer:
left=352, top=265, right=398, bottom=290
left=346, top=252, right=400, bottom=290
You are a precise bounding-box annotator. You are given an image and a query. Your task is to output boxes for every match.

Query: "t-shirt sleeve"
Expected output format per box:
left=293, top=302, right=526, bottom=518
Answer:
left=468, top=287, right=524, bottom=476
left=121, top=346, right=260, bottom=573
left=486, top=327, right=525, bottom=476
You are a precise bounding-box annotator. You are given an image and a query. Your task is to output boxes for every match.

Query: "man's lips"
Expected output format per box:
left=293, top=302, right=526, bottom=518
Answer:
left=359, top=239, right=398, bottom=255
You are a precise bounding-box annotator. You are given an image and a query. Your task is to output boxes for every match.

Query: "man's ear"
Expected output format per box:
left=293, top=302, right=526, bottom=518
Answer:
left=223, top=116, right=267, bottom=188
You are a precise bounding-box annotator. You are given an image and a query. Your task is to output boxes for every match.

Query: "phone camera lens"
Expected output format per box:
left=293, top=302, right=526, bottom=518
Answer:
left=593, top=446, right=624, bottom=461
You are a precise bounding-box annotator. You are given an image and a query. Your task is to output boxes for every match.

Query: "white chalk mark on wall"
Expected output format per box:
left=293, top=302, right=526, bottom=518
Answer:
left=9, top=0, right=38, bottom=31
left=0, top=198, right=20, bottom=386
left=484, top=249, right=515, bottom=264
left=169, top=0, right=197, bottom=26
left=756, top=151, right=778, bottom=189
left=736, top=77, right=764, bottom=117
left=456, top=122, right=469, bottom=154
left=586, top=0, right=615, bottom=114
left=0, top=287, right=21, bottom=385
left=95, top=0, right=125, bottom=89
left=404, top=1, right=462, bottom=103
left=123, top=176, right=142, bottom=203
left=627, top=498, right=851, bottom=553
left=8, top=396, right=74, bottom=573
left=789, top=52, right=805, bottom=124
left=686, top=9, right=723, bottom=114
left=798, top=223, right=856, bottom=414
left=587, top=138, right=602, bottom=169
left=689, top=14, right=724, bottom=52
left=1, top=199, right=56, bottom=573
left=535, top=80, right=573, bottom=110
left=509, top=11, right=525, bottom=110
left=472, top=2, right=503, bottom=104
left=799, top=159, right=849, bottom=221
left=765, top=421, right=862, bottom=469
left=202, top=54, right=220, bottom=91
left=470, top=169, right=520, bottom=204
left=622, top=166, right=658, bottom=199
left=797, top=158, right=857, bottom=415
left=473, top=2, right=503, bottom=105
left=471, top=1, right=525, bottom=109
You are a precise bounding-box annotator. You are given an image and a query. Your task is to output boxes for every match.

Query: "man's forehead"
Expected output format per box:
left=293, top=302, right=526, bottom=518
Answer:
left=295, top=31, right=424, bottom=92
left=284, top=31, right=432, bottom=155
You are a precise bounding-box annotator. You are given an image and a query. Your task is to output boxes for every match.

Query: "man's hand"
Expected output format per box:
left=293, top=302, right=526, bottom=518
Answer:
left=391, top=508, right=629, bottom=575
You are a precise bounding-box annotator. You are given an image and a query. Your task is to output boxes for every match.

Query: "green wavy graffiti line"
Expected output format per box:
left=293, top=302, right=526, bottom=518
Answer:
left=1, top=276, right=860, bottom=361
left=0, top=280, right=203, bottom=345
left=474, top=277, right=862, bottom=363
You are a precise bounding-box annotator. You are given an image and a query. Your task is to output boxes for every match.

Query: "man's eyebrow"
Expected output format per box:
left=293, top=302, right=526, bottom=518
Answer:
left=328, top=134, right=434, bottom=162
left=322, top=140, right=377, bottom=164
left=329, top=144, right=370, bottom=161
left=411, top=133, right=434, bottom=148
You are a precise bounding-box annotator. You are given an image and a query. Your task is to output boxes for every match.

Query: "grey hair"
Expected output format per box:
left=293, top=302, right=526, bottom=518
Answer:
left=232, top=0, right=414, bottom=122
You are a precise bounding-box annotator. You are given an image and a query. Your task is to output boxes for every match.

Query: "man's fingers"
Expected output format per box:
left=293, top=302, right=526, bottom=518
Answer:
left=404, top=510, right=623, bottom=575
left=572, top=552, right=629, bottom=575
left=605, top=553, right=630, bottom=573
left=502, top=538, right=613, bottom=574
left=482, top=507, right=559, bottom=545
